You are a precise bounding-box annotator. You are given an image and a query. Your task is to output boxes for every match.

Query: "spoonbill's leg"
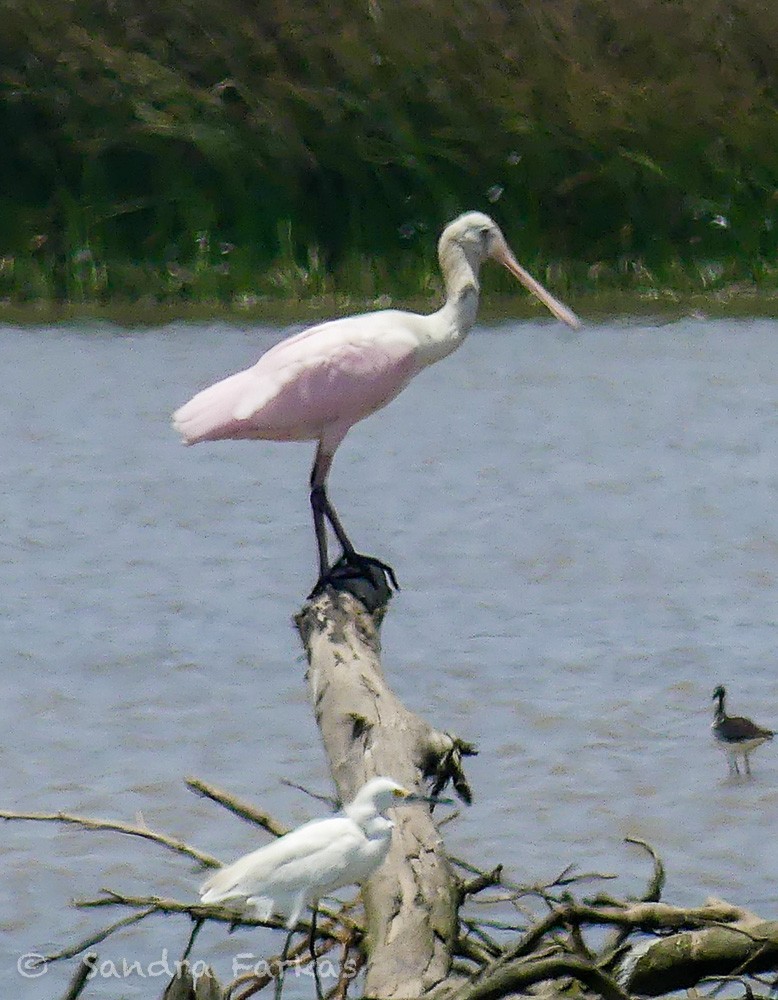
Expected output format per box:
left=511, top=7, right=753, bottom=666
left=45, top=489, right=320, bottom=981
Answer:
left=308, top=444, right=399, bottom=598
left=310, top=488, right=331, bottom=581
left=312, top=486, right=358, bottom=556
left=309, top=444, right=341, bottom=580
left=310, top=444, right=358, bottom=556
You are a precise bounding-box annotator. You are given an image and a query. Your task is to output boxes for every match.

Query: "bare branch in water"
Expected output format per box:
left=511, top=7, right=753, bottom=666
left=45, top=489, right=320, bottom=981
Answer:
left=280, top=778, right=340, bottom=811
left=60, top=952, right=98, bottom=1000
left=0, top=809, right=219, bottom=868
left=184, top=777, right=290, bottom=837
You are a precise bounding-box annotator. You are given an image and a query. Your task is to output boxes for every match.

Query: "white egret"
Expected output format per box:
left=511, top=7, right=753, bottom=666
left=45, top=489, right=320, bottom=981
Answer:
left=199, top=776, right=452, bottom=995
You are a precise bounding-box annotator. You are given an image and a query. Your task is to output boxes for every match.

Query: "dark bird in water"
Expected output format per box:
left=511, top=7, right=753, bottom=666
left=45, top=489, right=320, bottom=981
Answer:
left=711, top=685, right=774, bottom=776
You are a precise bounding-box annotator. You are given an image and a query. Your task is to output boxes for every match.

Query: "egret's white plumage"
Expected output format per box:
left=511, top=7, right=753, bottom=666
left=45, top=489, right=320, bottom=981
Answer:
left=199, top=777, right=446, bottom=928
left=173, top=213, right=581, bottom=591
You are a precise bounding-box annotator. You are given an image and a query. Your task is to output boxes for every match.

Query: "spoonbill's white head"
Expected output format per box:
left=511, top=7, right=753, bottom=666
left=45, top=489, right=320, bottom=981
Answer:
left=439, top=211, right=508, bottom=263
left=439, top=211, right=581, bottom=329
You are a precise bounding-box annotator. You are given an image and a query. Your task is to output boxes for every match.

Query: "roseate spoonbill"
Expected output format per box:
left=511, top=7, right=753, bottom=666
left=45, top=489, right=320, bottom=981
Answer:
left=711, top=686, right=774, bottom=776
left=199, top=777, right=451, bottom=996
left=173, top=212, right=580, bottom=593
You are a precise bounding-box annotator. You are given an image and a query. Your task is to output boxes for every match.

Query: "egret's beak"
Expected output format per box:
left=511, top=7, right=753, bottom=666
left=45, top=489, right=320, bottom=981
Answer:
left=402, top=791, right=455, bottom=807
left=494, top=241, right=581, bottom=330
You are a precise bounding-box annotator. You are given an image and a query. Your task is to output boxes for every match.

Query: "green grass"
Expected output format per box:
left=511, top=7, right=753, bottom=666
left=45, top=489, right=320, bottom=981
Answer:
left=2, top=0, right=778, bottom=314
left=3, top=266, right=778, bottom=330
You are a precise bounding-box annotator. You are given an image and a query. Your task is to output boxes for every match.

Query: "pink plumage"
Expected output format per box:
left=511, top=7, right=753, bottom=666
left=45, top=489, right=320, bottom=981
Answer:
left=173, top=212, right=580, bottom=593
left=174, top=313, right=420, bottom=449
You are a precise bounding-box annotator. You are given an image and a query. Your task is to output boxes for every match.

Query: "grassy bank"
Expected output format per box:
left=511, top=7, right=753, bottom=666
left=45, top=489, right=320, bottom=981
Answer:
left=3, top=283, right=778, bottom=330
left=2, top=0, right=778, bottom=309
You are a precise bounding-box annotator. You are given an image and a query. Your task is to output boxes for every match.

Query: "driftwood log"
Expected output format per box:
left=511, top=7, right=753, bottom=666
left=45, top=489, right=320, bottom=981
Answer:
left=294, top=585, right=475, bottom=998
left=617, top=904, right=778, bottom=995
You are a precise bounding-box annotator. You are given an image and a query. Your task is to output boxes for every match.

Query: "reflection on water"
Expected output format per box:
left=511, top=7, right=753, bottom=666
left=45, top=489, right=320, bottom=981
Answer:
left=1, top=317, right=777, bottom=996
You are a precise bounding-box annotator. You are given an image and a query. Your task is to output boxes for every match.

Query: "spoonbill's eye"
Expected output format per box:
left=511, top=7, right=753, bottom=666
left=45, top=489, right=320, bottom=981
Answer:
left=392, top=787, right=406, bottom=798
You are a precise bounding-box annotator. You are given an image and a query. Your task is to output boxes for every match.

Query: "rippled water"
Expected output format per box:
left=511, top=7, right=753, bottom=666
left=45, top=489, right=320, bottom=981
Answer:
left=2, top=316, right=777, bottom=997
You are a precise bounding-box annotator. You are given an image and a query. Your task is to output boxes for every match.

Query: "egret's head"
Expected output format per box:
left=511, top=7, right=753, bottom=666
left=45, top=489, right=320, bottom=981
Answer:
left=350, top=776, right=453, bottom=816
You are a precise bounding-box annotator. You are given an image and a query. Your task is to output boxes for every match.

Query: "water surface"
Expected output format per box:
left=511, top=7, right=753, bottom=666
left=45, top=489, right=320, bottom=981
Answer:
left=1, top=317, right=777, bottom=996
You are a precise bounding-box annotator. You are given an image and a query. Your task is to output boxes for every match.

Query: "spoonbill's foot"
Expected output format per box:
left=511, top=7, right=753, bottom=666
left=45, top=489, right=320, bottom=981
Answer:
left=309, top=552, right=399, bottom=611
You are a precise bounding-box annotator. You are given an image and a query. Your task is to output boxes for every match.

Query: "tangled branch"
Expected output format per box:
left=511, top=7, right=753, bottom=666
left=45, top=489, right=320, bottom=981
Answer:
left=8, top=783, right=777, bottom=1000
left=0, top=808, right=219, bottom=868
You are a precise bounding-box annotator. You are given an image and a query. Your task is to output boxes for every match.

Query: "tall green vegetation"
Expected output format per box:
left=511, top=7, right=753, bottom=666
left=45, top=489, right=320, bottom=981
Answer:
left=1, top=0, right=777, bottom=305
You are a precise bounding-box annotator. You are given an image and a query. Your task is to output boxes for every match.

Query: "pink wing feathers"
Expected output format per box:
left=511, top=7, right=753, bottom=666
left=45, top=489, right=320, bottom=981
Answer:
left=173, top=312, right=421, bottom=446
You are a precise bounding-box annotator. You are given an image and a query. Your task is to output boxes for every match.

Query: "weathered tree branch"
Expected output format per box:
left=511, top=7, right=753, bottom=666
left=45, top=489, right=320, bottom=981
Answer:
left=0, top=809, right=219, bottom=868
left=60, top=952, right=98, bottom=1000
left=618, top=914, right=778, bottom=995
left=294, top=588, right=475, bottom=998
left=44, top=908, right=157, bottom=965
left=624, top=836, right=666, bottom=903
left=163, top=964, right=224, bottom=1000
left=432, top=887, right=754, bottom=1000
left=184, top=777, right=290, bottom=837
left=73, top=890, right=354, bottom=936
left=442, top=953, right=633, bottom=1000
left=456, top=865, right=503, bottom=906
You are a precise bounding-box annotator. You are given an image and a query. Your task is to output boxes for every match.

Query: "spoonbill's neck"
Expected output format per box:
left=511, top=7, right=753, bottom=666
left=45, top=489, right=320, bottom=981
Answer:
left=441, top=237, right=483, bottom=329
left=417, top=240, right=483, bottom=367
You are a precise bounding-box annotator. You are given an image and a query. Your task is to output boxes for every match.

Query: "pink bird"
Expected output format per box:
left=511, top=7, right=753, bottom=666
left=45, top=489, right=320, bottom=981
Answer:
left=173, top=212, right=580, bottom=595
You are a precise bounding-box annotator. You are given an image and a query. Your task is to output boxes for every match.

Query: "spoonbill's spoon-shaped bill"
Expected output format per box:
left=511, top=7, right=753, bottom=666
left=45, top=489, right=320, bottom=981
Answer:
left=173, top=212, right=581, bottom=593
